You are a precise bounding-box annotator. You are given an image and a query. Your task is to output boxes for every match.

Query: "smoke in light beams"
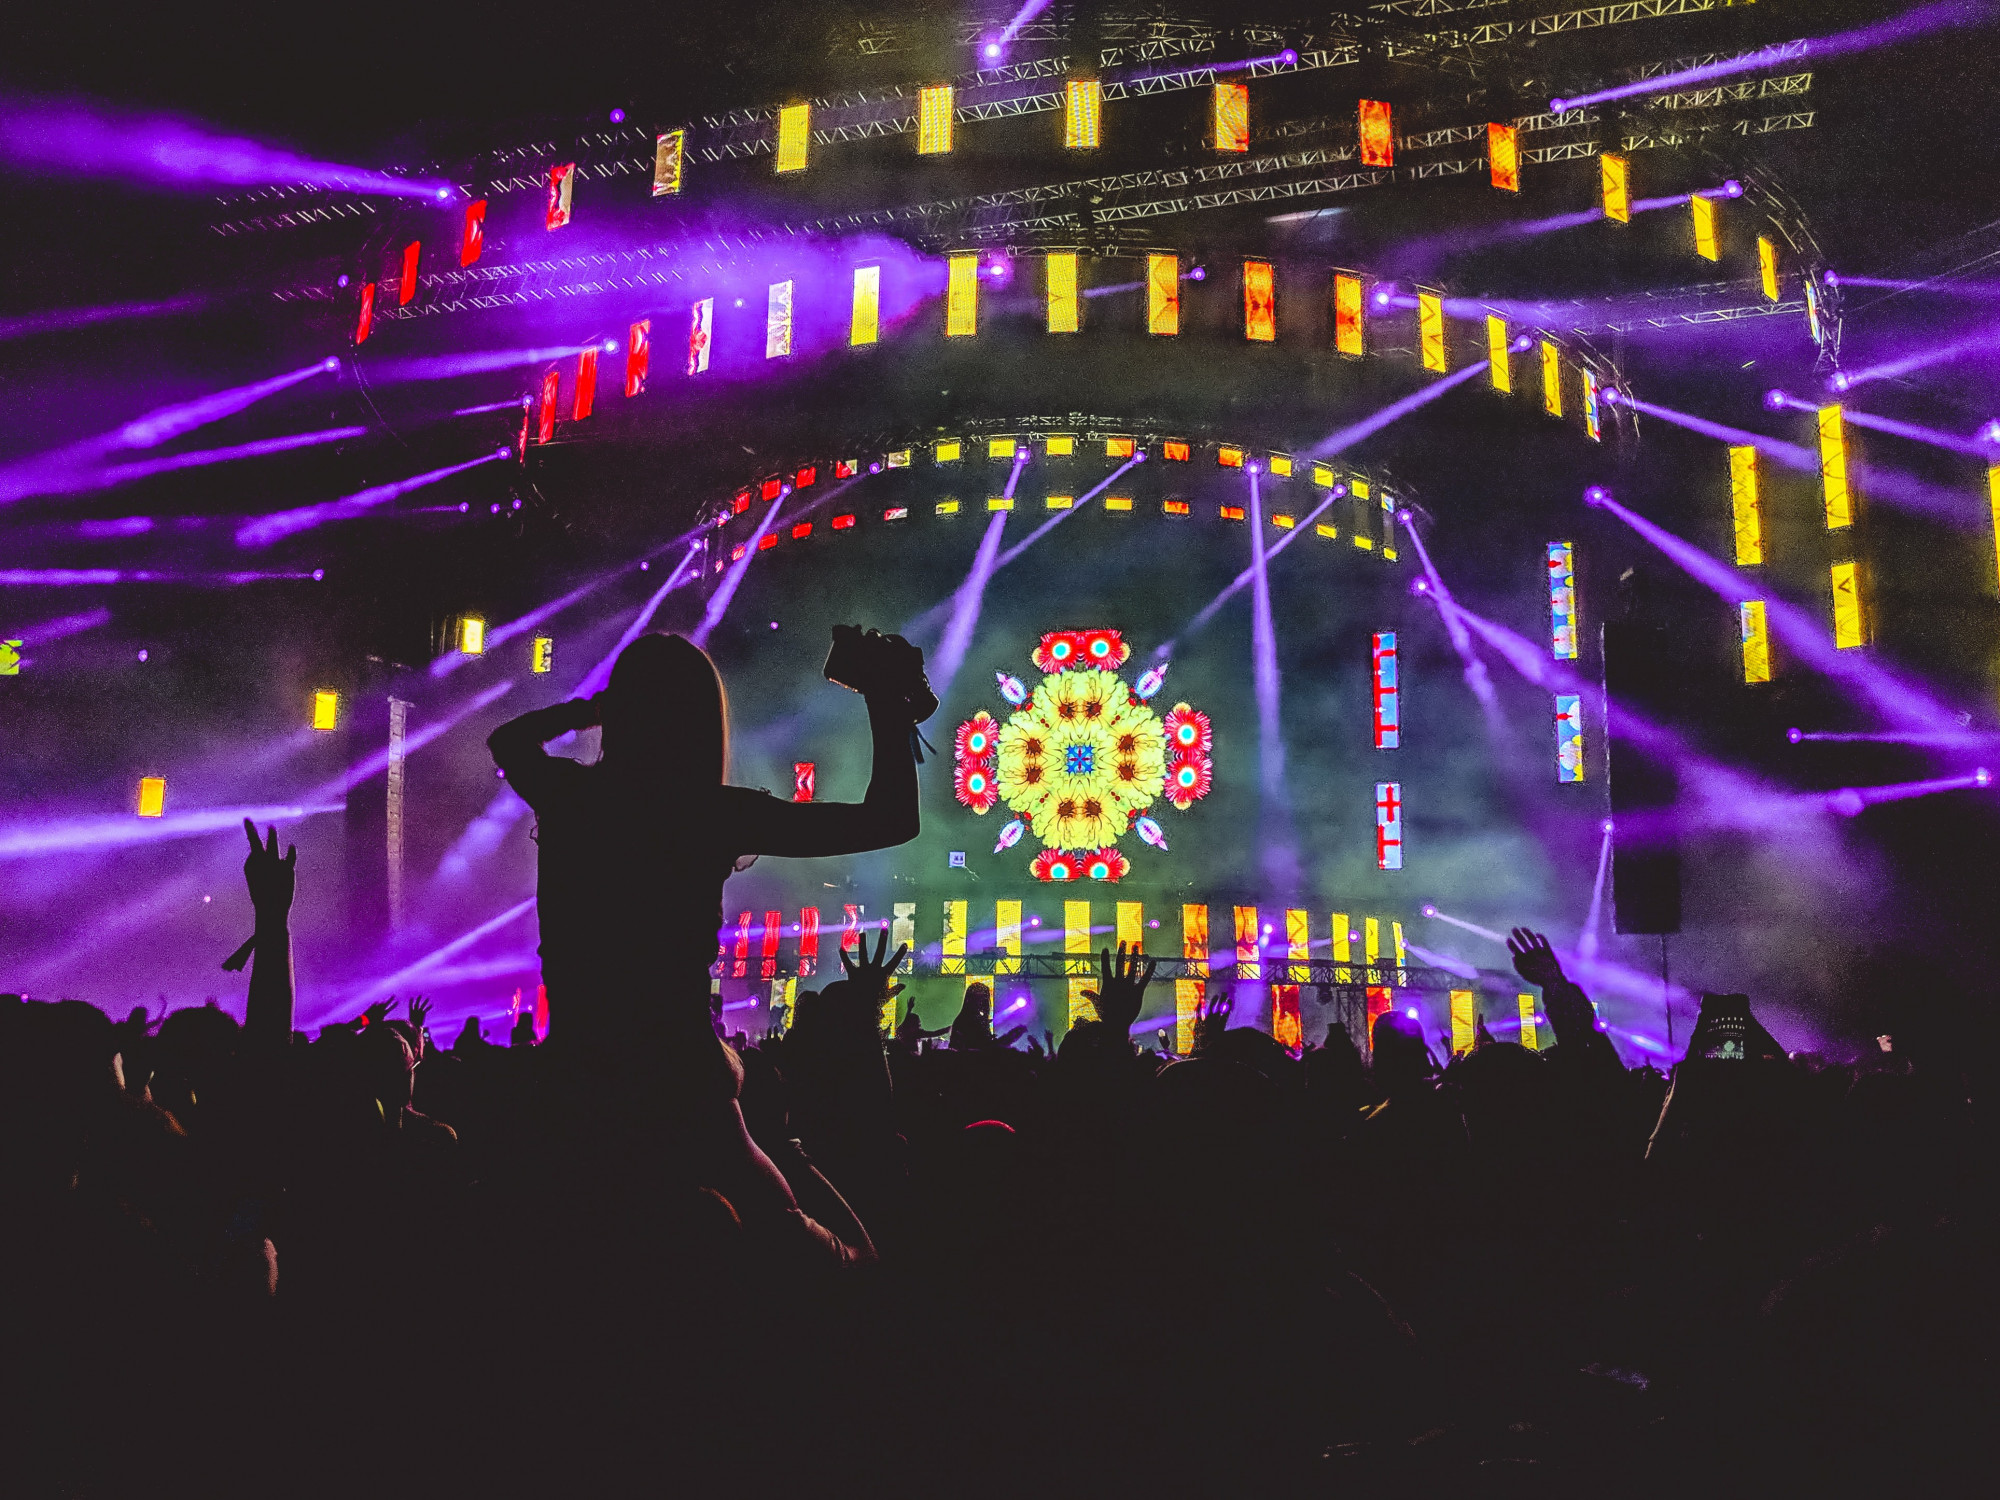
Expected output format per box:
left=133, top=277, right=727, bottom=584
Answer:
left=235, top=449, right=512, bottom=547
left=931, top=449, right=1029, bottom=700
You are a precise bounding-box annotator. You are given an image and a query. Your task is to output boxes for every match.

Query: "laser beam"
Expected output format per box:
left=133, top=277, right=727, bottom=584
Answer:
left=0, top=799, right=343, bottom=861
left=931, top=450, right=1028, bottom=700
left=235, top=449, right=510, bottom=547
left=576, top=545, right=703, bottom=696
left=336, top=898, right=537, bottom=1012
left=1305, top=359, right=1490, bottom=457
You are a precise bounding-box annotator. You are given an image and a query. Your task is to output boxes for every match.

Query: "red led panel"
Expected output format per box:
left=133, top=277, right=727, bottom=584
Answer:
left=572, top=349, right=597, bottom=420
left=1243, top=260, right=1275, bottom=342
left=732, top=910, right=752, bottom=978
left=730, top=544, right=746, bottom=561
left=757, top=534, right=777, bottom=551
left=461, top=200, right=486, bottom=266
left=793, top=762, right=815, bottom=802
left=398, top=241, right=420, bottom=306
left=760, top=477, right=782, bottom=501
left=842, top=903, right=862, bottom=957
left=831, top=513, right=856, bottom=530
left=795, top=465, right=817, bottom=487
left=1163, top=499, right=1191, bottom=516
left=354, top=282, right=375, bottom=344
left=835, top=459, right=857, bottom=478
left=537, top=368, right=559, bottom=444
left=1163, top=440, right=1191, bottom=461
left=761, top=909, right=781, bottom=980
left=732, top=489, right=751, bottom=513
left=1220, top=505, right=1246, bottom=521
left=1359, top=100, right=1394, bottom=167
left=546, top=163, right=575, bottom=230
left=625, top=318, right=650, bottom=397
left=798, top=905, right=821, bottom=976
left=790, top=521, right=813, bottom=539
left=883, top=506, right=909, bottom=521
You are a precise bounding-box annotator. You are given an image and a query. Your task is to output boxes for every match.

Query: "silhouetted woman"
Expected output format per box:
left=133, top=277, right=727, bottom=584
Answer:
left=489, top=630, right=922, bottom=1055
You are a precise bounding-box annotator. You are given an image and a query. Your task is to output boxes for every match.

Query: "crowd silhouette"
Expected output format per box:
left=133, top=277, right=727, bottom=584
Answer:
left=5, top=631, right=1991, bottom=1496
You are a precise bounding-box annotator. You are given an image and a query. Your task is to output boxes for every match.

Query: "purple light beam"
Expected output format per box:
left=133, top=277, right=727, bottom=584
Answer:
left=235, top=449, right=511, bottom=547
left=577, top=545, right=704, bottom=695
left=1305, top=359, right=1490, bottom=457
left=0, top=799, right=343, bottom=861
left=932, top=450, right=1030, bottom=700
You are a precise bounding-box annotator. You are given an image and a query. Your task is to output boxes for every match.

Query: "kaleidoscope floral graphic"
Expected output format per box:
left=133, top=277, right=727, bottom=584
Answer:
left=955, top=628, right=1213, bottom=880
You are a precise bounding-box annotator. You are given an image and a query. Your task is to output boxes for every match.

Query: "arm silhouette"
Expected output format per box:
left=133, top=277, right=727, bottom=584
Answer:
left=487, top=695, right=599, bottom=805
left=737, top=695, right=921, bottom=858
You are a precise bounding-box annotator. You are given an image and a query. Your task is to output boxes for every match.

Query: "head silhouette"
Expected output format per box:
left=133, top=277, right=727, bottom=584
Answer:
left=599, top=633, right=728, bottom=782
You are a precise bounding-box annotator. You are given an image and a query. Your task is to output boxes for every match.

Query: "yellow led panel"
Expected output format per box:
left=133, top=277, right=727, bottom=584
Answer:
left=531, top=636, right=554, bottom=674
left=1269, top=453, right=1292, bottom=476
left=137, top=776, right=166, bottom=818
left=1045, top=495, right=1073, bottom=509
left=1740, top=600, right=1771, bottom=683
left=775, top=104, right=810, bottom=173
left=1540, top=341, right=1563, bottom=417
left=918, top=85, right=954, bottom=154
left=1730, top=445, right=1764, bottom=565
left=1758, top=235, right=1780, bottom=301
left=850, top=265, right=880, bottom=346
left=459, top=615, right=486, bottom=656
left=1065, top=78, right=1101, bottom=149
left=1819, top=405, right=1852, bottom=529
left=1333, top=271, right=1364, bottom=357
left=988, top=435, right=1017, bottom=459
left=987, top=497, right=1013, bottom=511
left=1692, top=193, right=1720, bottom=261
left=935, top=439, right=961, bottom=462
left=1418, top=289, right=1446, bottom=372
left=311, top=689, right=339, bottom=731
left=1175, top=978, right=1201, bottom=1052
left=941, top=899, right=967, bottom=974
left=1487, top=314, right=1511, bottom=392
left=1117, top=901, right=1144, bottom=950
left=946, top=252, right=978, bottom=336
left=1106, top=436, right=1135, bottom=458
left=935, top=499, right=960, bottom=515
left=1045, top=433, right=1074, bottom=455
left=1831, top=562, right=1864, bottom=648
left=996, top=899, right=1021, bottom=974
left=1046, top=250, right=1079, bottom=333
left=1213, top=82, right=1249, bottom=152
left=1600, top=153, right=1630, bottom=223
left=1451, top=991, right=1476, bottom=1055
left=1519, top=994, right=1539, bottom=1050
left=1103, top=495, right=1133, bottom=511
left=1311, top=462, right=1335, bottom=487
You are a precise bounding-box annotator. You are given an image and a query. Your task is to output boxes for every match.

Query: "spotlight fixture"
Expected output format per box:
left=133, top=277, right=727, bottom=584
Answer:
left=1601, top=819, right=1614, bottom=834
left=609, top=107, right=626, bottom=124
left=1723, top=180, right=1743, bottom=198
left=1511, top=334, right=1533, bottom=352
left=1410, top=578, right=1430, bottom=595
left=311, top=568, right=325, bottom=581
left=1549, top=97, right=1568, bottom=113
left=1188, top=265, right=1207, bottom=281
left=1279, top=48, right=1298, bottom=64
left=1978, top=768, right=1993, bottom=786
left=984, top=41, right=1001, bottom=59
left=1831, top=372, right=1852, bottom=392
left=436, top=188, right=452, bottom=201
left=1601, top=387, right=1623, bottom=406
left=1584, top=486, right=1610, bottom=505
left=1786, top=727, right=1805, bottom=743
left=1421, top=903, right=1438, bottom=917
left=1824, top=270, right=1841, bottom=287
left=869, top=461, right=884, bottom=474
left=1133, top=450, right=1148, bottom=463
left=336, top=274, right=350, bottom=288
left=1764, top=388, right=1788, bottom=410
left=1980, top=421, right=2000, bottom=445
left=458, top=501, right=470, bottom=513
left=1247, top=461, right=1262, bottom=474
left=1395, top=507, right=1413, bottom=523
left=322, top=356, right=341, bottom=371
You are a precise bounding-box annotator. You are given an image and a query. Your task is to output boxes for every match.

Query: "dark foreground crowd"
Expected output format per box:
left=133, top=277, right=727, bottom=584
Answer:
left=7, top=863, right=1991, bottom=1495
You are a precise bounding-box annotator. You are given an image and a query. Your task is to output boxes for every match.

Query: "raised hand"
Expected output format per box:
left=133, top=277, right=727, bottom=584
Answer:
left=242, top=819, right=297, bottom=920
left=1081, top=943, right=1157, bottom=1036
left=839, top=927, right=908, bottom=1004
left=1192, top=989, right=1234, bottom=1055
left=1506, top=928, right=1567, bottom=989
left=358, top=998, right=397, bottom=1029
left=407, top=995, right=432, bottom=1040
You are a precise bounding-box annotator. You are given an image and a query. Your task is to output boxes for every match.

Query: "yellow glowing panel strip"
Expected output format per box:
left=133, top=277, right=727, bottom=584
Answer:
left=1364, top=917, right=1381, bottom=969
left=459, top=615, right=486, bottom=655
left=1046, top=251, right=1079, bottom=333
left=1692, top=193, right=1719, bottom=261
left=137, top=776, right=165, bottom=818
left=1181, top=903, right=1208, bottom=977
left=1418, top=290, right=1446, bottom=372
left=935, top=439, right=961, bottom=462
left=995, top=899, right=1021, bottom=974
left=1045, top=433, right=1074, bottom=455
left=1068, top=977, right=1096, bottom=1025
left=1065, top=78, right=1101, bottom=149
left=987, top=497, right=1013, bottom=511
left=1730, top=445, right=1764, bottom=564
left=850, top=264, right=880, bottom=346
left=1831, top=562, right=1864, bottom=648
left=1740, top=600, right=1771, bottom=683
left=1758, top=235, right=1780, bottom=302
left=1243, top=259, right=1275, bottom=341
left=946, top=253, right=978, bottom=336
left=531, top=636, right=554, bottom=674
left=1269, top=454, right=1292, bottom=476
left=1451, top=990, right=1476, bottom=1054
left=1393, top=921, right=1407, bottom=974
left=1213, top=82, right=1248, bottom=152
left=1519, top=994, right=1539, bottom=1050
left=942, top=899, right=967, bottom=975
left=1488, top=121, right=1520, bottom=191
left=1331, top=913, right=1352, bottom=978
left=1819, top=405, right=1852, bottom=529
left=652, top=129, right=685, bottom=197
left=776, top=104, right=810, bottom=173
left=988, top=436, right=1016, bottom=459
left=311, top=689, right=339, bottom=731
left=1103, top=496, right=1132, bottom=511
left=1486, top=314, right=1511, bottom=392
left=1541, top=341, right=1563, bottom=417
left=1234, top=905, right=1259, bottom=980
left=918, top=85, right=954, bottom=154
left=1286, top=908, right=1309, bottom=985
left=1147, top=253, right=1179, bottom=335
left=1334, top=272, right=1364, bottom=357
left=1312, top=463, right=1336, bottom=487
left=1175, top=978, right=1201, bottom=1052
left=1045, top=495, right=1073, bottom=510
left=1117, top=901, right=1144, bottom=951
left=935, top=500, right=960, bottom=515
left=1600, top=153, right=1629, bottom=223
left=1991, top=466, right=2000, bottom=583
left=1065, top=899, right=1091, bottom=976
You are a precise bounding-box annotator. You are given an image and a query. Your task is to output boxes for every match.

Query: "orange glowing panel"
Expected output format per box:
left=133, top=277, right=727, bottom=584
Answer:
left=1162, top=440, right=1191, bottom=462
left=1417, top=289, right=1446, bottom=373
left=1601, top=153, right=1630, bottom=223
left=1234, top=905, right=1259, bottom=980
left=136, top=776, right=165, bottom=818
left=461, top=200, right=486, bottom=266
left=1243, top=259, right=1275, bottom=341
left=1147, top=253, right=1179, bottom=335
left=1334, top=272, right=1364, bottom=357
left=1358, top=100, right=1394, bottom=167
left=1182, top=903, right=1210, bottom=977
left=1163, top=498, right=1191, bottom=516
left=1214, top=82, right=1249, bottom=152
left=1488, top=122, right=1519, bottom=191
